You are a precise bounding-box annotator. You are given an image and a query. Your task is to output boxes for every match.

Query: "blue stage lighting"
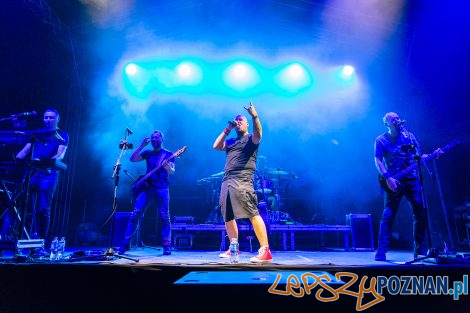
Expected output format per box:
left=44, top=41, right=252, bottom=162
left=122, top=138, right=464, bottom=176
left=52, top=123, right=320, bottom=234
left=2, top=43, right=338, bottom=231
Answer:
left=125, top=63, right=138, bottom=76
left=176, top=61, right=202, bottom=85
left=222, top=61, right=260, bottom=92
left=274, top=62, right=312, bottom=94
left=339, top=65, right=355, bottom=80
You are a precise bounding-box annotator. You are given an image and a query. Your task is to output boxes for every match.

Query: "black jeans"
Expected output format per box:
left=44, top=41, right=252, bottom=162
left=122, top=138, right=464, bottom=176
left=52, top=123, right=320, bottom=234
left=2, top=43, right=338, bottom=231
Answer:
left=122, top=188, right=171, bottom=247
left=377, top=178, right=426, bottom=253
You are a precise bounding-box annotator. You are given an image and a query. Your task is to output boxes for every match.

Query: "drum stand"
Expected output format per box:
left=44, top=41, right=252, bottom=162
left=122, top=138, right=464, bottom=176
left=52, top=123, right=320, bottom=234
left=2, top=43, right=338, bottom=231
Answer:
left=255, top=171, right=272, bottom=228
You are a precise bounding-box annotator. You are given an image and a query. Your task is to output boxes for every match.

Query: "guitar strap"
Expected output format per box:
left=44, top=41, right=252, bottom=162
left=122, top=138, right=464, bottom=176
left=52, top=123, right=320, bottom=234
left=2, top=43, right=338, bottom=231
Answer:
left=152, top=150, right=169, bottom=172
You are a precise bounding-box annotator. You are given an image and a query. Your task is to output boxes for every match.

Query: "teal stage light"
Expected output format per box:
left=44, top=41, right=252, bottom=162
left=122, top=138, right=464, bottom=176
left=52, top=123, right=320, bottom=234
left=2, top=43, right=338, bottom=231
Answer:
left=273, top=62, right=313, bottom=95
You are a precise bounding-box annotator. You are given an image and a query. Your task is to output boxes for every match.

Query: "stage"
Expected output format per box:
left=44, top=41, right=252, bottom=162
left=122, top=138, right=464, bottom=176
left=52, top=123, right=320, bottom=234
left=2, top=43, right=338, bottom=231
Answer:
left=0, top=246, right=469, bottom=313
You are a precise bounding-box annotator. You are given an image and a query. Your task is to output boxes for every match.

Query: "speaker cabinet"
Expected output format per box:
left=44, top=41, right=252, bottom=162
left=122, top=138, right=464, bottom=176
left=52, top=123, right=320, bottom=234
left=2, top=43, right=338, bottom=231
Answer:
left=173, top=234, right=193, bottom=249
left=110, top=212, right=132, bottom=247
left=346, top=214, right=374, bottom=251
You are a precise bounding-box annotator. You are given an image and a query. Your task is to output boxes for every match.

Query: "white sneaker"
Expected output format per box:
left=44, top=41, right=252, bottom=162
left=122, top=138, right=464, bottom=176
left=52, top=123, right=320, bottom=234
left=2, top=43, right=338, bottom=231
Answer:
left=219, top=249, right=241, bottom=258
left=219, top=250, right=230, bottom=258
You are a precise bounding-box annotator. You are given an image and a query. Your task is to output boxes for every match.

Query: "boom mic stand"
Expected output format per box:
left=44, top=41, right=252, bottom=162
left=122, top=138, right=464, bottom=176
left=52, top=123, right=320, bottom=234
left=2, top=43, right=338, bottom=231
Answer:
left=91, top=129, right=138, bottom=262
left=403, top=125, right=446, bottom=265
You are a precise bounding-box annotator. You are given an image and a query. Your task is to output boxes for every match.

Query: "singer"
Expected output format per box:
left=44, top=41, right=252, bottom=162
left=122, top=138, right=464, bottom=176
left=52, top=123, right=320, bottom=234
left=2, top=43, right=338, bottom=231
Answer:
left=1, top=109, right=68, bottom=255
left=374, top=112, right=443, bottom=261
left=213, top=101, right=272, bottom=263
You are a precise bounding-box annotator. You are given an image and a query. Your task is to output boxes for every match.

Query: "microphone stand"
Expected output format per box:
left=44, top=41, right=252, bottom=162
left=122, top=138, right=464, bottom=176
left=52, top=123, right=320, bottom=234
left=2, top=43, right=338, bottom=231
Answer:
left=402, top=124, right=442, bottom=265
left=79, top=129, right=138, bottom=263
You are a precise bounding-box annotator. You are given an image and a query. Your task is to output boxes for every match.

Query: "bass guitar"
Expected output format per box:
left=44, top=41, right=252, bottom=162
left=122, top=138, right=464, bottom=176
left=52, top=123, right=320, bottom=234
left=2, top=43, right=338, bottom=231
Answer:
left=131, top=146, right=187, bottom=196
left=378, top=139, right=460, bottom=194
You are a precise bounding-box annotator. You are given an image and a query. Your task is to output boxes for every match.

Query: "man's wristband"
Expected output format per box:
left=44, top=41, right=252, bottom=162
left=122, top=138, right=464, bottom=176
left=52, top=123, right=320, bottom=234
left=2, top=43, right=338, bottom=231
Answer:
left=223, top=128, right=231, bottom=136
left=252, top=115, right=258, bottom=119
left=383, top=172, right=392, bottom=179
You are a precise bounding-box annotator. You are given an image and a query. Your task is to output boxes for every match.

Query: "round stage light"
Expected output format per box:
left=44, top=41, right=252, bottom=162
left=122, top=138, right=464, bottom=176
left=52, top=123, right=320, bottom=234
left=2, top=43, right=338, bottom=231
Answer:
left=125, top=63, right=138, bottom=76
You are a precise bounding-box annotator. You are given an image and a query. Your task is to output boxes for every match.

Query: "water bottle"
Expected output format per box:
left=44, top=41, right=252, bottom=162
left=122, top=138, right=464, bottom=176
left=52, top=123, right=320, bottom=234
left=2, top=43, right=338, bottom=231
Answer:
left=229, top=238, right=239, bottom=264
left=57, top=237, right=66, bottom=260
left=49, top=237, right=59, bottom=261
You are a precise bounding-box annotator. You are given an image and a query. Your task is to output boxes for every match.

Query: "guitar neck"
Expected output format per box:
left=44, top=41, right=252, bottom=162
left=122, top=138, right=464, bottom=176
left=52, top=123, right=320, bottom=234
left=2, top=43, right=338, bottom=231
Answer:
left=392, top=150, right=440, bottom=180
left=384, top=139, right=460, bottom=186
left=134, top=146, right=186, bottom=188
left=141, top=155, right=174, bottom=181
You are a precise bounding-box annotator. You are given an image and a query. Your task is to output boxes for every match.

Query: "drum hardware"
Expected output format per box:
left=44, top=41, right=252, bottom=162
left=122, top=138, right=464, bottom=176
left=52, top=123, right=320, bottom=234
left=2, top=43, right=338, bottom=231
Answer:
left=197, top=171, right=224, bottom=224
left=198, top=168, right=299, bottom=225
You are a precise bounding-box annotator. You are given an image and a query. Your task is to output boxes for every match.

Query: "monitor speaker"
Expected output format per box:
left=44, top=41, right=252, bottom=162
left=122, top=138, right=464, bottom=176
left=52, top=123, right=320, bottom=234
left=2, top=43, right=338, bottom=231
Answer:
left=346, top=214, right=374, bottom=251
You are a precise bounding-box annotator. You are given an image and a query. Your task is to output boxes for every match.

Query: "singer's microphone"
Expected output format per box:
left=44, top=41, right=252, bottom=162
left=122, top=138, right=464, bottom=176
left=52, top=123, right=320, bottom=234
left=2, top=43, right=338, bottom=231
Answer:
left=12, top=111, right=37, bottom=118
left=126, top=127, right=133, bottom=135
left=228, top=120, right=237, bottom=127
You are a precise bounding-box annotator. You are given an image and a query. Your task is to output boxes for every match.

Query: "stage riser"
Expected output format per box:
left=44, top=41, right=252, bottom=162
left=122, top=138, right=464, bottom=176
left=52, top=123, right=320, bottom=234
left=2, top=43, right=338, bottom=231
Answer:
left=172, top=224, right=351, bottom=251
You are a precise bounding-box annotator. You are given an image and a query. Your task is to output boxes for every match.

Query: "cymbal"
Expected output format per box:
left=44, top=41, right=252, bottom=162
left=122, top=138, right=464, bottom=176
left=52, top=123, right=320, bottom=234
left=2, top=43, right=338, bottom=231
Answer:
left=264, top=168, right=291, bottom=176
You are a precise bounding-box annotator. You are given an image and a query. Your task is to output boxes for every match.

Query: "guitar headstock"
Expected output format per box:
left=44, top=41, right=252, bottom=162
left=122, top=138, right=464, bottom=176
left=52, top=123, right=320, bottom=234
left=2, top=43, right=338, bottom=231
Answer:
left=173, top=146, right=187, bottom=158
left=431, top=139, right=461, bottom=158
left=442, top=139, right=461, bottom=152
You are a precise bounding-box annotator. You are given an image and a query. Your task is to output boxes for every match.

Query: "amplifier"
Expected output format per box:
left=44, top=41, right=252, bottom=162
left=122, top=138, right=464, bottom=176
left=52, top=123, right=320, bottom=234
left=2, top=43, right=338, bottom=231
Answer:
left=111, top=212, right=132, bottom=247
left=346, top=214, right=374, bottom=251
left=174, top=234, right=193, bottom=249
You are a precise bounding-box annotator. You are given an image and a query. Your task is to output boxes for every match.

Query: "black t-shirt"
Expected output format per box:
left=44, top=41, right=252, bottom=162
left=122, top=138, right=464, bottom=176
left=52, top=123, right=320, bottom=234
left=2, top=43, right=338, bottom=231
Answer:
left=224, top=134, right=259, bottom=175
left=31, top=128, right=69, bottom=159
left=141, top=148, right=173, bottom=189
left=375, top=131, right=421, bottom=178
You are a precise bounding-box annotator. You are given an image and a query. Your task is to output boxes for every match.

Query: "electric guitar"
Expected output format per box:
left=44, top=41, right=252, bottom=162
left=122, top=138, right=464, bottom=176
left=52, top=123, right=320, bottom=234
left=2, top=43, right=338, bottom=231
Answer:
left=378, top=139, right=460, bottom=194
left=131, top=146, right=187, bottom=196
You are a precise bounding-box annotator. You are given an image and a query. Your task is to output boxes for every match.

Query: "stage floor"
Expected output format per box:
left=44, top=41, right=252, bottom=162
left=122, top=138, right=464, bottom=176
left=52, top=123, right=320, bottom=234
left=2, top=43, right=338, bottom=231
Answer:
left=22, top=245, right=467, bottom=267
left=1, top=246, right=469, bottom=313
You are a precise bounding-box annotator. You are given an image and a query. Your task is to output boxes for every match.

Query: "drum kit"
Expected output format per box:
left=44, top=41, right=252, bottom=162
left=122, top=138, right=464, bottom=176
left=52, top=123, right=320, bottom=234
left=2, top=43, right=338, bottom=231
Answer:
left=197, top=164, right=298, bottom=225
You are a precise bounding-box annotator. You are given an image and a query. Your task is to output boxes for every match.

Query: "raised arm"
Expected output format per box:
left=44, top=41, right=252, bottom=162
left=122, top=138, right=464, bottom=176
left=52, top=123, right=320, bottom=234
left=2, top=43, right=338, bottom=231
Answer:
left=244, top=101, right=262, bottom=144
left=130, top=137, right=150, bottom=162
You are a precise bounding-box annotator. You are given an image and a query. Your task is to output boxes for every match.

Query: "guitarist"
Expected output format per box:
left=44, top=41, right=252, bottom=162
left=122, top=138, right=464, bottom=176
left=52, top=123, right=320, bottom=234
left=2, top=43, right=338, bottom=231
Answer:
left=118, top=130, right=175, bottom=255
left=374, top=112, right=443, bottom=261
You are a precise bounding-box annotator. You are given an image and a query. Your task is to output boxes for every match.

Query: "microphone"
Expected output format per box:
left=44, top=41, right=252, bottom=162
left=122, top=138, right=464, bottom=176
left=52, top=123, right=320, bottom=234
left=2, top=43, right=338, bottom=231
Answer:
left=126, top=127, right=133, bottom=135
left=396, top=120, right=406, bottom=126
left=12, top=111, right=37, bottom=118
left=228, top=120, right=237, bottom=127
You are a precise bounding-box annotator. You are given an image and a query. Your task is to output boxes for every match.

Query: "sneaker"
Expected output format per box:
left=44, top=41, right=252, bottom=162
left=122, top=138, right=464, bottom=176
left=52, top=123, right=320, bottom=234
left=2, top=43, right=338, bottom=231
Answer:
left=163, top=246, right=171, bottom=255
left=218, top=249, right=230, bottom=258
left=219, top=249, right=241, bottom=258
left=375, top=250, right=386, bottom=261
left=250, top=246, right=273, bottom=263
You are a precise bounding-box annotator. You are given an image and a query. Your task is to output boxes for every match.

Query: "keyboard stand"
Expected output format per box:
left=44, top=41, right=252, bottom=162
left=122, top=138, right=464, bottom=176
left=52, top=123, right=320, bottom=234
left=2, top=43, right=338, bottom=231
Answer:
left=0, top=174, right=31, bottom=240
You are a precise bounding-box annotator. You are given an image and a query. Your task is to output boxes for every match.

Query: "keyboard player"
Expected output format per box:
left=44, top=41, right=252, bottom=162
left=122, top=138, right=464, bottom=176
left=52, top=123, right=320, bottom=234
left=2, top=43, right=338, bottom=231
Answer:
left=1, top=108, right=68, bottom=244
